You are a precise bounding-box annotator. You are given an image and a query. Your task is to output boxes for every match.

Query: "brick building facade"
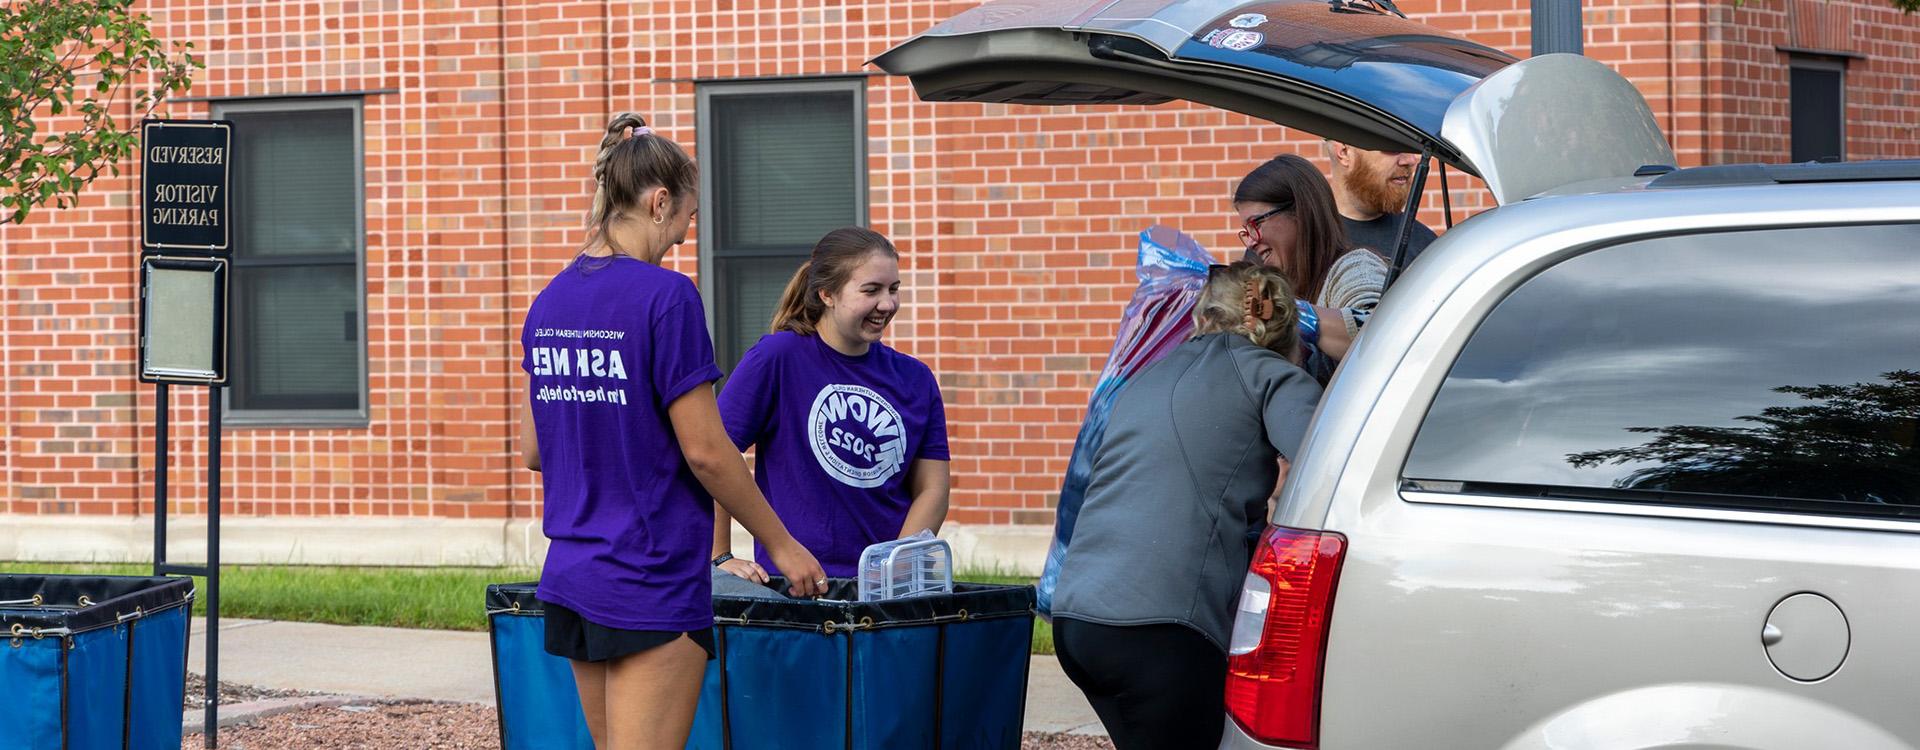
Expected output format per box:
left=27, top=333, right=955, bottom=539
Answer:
left=2, top=0, right=1916, bottom=564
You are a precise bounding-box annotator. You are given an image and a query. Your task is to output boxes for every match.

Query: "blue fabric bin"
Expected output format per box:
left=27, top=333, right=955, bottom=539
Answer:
left=0, top=574, right=195, bottom=750
left=487, top=579, right=1035, bottom=750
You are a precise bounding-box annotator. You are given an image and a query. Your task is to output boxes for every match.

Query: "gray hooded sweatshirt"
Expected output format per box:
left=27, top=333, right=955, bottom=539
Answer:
left=1052, top=332, right=1322, bottom=650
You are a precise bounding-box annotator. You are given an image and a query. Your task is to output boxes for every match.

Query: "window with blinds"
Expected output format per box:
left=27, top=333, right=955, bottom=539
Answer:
left=699, top=81, right=867, bottom=374
left=218, top=101, right=366, bottom=420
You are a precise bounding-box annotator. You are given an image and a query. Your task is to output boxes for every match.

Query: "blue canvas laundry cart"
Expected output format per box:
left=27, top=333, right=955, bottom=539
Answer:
left=488, top=578, right=1035, bottom=750
left=0, top=574, right=195, bottom=750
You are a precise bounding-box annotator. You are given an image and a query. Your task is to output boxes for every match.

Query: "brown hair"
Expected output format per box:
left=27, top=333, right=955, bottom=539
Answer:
left=1192, top=261, right=1300, bottom=357
left=1232, top=154, right=1349, bottom=300
left=580, top=112, right=698, bottom=255
left=770, top=227, right=899, bottom=336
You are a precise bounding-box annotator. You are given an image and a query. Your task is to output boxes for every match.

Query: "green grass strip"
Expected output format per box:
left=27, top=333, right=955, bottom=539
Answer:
left=958, top=570, right=1053, bottom=655
left=4, top=562, right=533, bottom=632
left=2, top=563, right=1057, bottom=653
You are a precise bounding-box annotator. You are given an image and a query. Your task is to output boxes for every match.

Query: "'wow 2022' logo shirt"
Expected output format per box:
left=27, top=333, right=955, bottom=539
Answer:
left=718, top=331, right=949, bottom=576
left=808, top=383, right=909, bottom=489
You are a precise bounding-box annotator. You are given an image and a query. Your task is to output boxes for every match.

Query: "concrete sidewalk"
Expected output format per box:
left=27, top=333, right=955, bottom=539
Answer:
left=188, top=618, right=1107, bottom=736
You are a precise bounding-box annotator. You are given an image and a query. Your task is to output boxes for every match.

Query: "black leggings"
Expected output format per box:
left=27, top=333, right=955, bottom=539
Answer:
left=1054, top=618, right=1228, bottom=750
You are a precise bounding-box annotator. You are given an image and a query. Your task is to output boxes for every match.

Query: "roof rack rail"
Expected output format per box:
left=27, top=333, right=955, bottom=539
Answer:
left=1648, top=159, right=1920, bottom=189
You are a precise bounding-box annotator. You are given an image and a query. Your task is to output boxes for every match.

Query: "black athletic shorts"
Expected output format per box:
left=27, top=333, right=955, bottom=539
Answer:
left=541, top=600, right=716, bottom=663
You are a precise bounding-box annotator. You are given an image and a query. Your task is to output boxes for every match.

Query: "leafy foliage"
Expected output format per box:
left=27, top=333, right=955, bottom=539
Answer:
left=1, top=0, right=201, bottom=224
left=1569, top=370, right=1920, bottom=505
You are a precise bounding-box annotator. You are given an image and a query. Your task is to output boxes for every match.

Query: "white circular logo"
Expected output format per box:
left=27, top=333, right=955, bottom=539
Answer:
left=1217, top=30, right=1265, bottom=51
left=808, top=384, right=909, bottom=489
left=1229, top=13, right=1268, bottom=28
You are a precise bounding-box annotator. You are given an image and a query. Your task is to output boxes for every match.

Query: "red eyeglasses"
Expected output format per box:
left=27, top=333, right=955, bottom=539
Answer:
left=1236, top=202, right=1293, bottom=248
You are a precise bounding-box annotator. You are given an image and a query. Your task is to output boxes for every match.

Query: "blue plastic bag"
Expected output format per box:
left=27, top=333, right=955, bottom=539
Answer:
left=1037, top=226, right=1216, bottom=616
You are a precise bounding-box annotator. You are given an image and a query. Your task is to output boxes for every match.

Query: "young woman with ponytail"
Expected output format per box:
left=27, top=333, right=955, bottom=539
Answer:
left=519, top=112, right=826, bottom=750
left=708, top=227, right=951, bottom=583
left=1048, top=261, right=1323, bottom=749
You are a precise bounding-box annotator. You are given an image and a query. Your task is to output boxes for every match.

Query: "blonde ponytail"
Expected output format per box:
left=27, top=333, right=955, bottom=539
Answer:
left=579, top=112, right=697, bottom=255
left=770, top=260, right=820, bottom=336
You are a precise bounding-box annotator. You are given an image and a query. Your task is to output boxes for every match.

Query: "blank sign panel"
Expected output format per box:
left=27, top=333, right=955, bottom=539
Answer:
left=140, top=256, right=228, bottom=384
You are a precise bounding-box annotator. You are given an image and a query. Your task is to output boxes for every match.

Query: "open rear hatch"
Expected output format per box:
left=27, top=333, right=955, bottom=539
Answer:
left=871, top=0, right=1516, bottom=174
left=873, top=0, right=1676, bottom=203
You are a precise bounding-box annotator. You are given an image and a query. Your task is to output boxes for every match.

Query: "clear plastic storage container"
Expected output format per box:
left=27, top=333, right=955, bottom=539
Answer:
left=857, top=533, right=953, bottom=602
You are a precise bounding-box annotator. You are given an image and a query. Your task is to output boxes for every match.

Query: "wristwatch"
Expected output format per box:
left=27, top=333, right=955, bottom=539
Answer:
left=711, top=553, right=735, bottom=567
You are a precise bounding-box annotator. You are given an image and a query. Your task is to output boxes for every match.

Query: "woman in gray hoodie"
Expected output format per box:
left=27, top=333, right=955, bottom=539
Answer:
left=1051, top=261, right=1323, bottom=749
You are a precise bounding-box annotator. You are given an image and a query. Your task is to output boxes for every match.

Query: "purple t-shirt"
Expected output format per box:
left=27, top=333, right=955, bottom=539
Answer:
left=522, top=255, right=723, bottom=631
left=718, top=331, right=950, bottom=577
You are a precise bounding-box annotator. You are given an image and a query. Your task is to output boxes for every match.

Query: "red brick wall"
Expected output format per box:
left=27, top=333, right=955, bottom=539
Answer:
left=4, top=0, right=1916, bottom=527
left=1705, top=0, right=1920, bottom=164
left=0, top=62, right=148, bottom=518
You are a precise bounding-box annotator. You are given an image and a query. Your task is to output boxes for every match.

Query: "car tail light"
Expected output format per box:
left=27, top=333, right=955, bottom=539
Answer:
left=1225, top=525, right=1346, bottom=748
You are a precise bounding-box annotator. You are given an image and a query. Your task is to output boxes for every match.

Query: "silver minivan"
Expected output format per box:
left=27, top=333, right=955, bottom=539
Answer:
left=879, top=2, right=1920, bottom=748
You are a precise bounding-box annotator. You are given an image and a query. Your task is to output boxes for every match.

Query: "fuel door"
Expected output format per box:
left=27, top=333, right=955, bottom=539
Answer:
left=1763, top=593, right=1849, bottom=682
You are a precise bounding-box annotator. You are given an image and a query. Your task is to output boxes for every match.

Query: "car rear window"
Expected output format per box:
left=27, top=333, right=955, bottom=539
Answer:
left=1404, top=223, right=1920, bottom=519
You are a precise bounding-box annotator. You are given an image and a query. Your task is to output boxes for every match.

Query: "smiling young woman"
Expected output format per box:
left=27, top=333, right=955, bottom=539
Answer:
left=709, top=227, right=953, bottom=583
left=1234, top=154, right=1387, bottom=377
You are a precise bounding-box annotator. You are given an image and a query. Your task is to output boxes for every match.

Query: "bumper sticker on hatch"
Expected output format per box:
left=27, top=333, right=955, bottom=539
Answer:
left=1202, top=28, right=1266, bottom=50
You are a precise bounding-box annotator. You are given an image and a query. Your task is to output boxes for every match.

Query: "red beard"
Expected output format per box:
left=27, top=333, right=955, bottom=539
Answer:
left=1348, top=154, right=1412, bottom=216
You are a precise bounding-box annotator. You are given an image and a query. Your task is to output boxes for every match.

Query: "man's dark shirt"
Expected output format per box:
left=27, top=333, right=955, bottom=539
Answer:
left=1343, top=213, right=1437, bottom=269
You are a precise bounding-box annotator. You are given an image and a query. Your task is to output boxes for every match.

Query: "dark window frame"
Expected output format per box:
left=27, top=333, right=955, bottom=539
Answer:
left=695, top=78, right=869, bottom=374
left=1787, top=54, right=1847, bottom=163
left=211, top=97, right=369, bottom=427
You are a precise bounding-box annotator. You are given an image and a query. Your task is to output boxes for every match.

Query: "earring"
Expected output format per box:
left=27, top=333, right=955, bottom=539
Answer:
left=652, top=214, right=665, bottom=225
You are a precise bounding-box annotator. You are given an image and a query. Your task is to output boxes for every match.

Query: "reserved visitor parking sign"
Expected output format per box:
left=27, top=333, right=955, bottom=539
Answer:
left=141, top=119, right=232, bottom=253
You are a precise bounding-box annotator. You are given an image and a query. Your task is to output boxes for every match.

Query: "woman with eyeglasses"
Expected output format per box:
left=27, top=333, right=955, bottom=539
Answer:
left=1051, top=261, right=1322, bottom=749
left=1234, top=153, right=1387, bottom=372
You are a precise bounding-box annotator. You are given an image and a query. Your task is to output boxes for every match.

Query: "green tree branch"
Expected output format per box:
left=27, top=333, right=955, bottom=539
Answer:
left=1, top=0, right=202, bottom=224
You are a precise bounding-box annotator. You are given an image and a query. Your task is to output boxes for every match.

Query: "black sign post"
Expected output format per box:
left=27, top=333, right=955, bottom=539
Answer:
left=140, top=118, right=232, bottom=749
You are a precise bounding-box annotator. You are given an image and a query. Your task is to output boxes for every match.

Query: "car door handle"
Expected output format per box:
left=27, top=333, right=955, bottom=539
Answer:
left=1762, top=623, right=1784, bottom=646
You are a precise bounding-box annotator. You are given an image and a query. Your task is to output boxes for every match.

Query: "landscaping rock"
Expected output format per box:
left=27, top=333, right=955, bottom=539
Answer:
left=183, top=673, right=315, bottom=708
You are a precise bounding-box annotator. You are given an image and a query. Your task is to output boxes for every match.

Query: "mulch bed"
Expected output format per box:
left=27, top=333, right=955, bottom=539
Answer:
left=182, top=700, right=1115, bottom=749
left=1022, top=733, right=1118, bottom=750
left=183, top=701, right=495, bottom=749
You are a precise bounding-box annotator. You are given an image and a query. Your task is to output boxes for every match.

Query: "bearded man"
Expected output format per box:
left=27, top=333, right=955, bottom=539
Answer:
left=1325, top=141, right=1438, bottom=269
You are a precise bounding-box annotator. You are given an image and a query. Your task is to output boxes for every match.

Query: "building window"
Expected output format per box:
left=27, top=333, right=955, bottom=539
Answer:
left=213, top=98, right=367, bottom=424
left=1789, top=56, right=1845, bottom=163
left=697, top=79, right=867, bottom=373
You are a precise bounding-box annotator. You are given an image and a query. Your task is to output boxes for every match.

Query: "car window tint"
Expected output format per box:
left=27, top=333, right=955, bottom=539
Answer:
left=1405, top=223, right=1920, bottom=518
